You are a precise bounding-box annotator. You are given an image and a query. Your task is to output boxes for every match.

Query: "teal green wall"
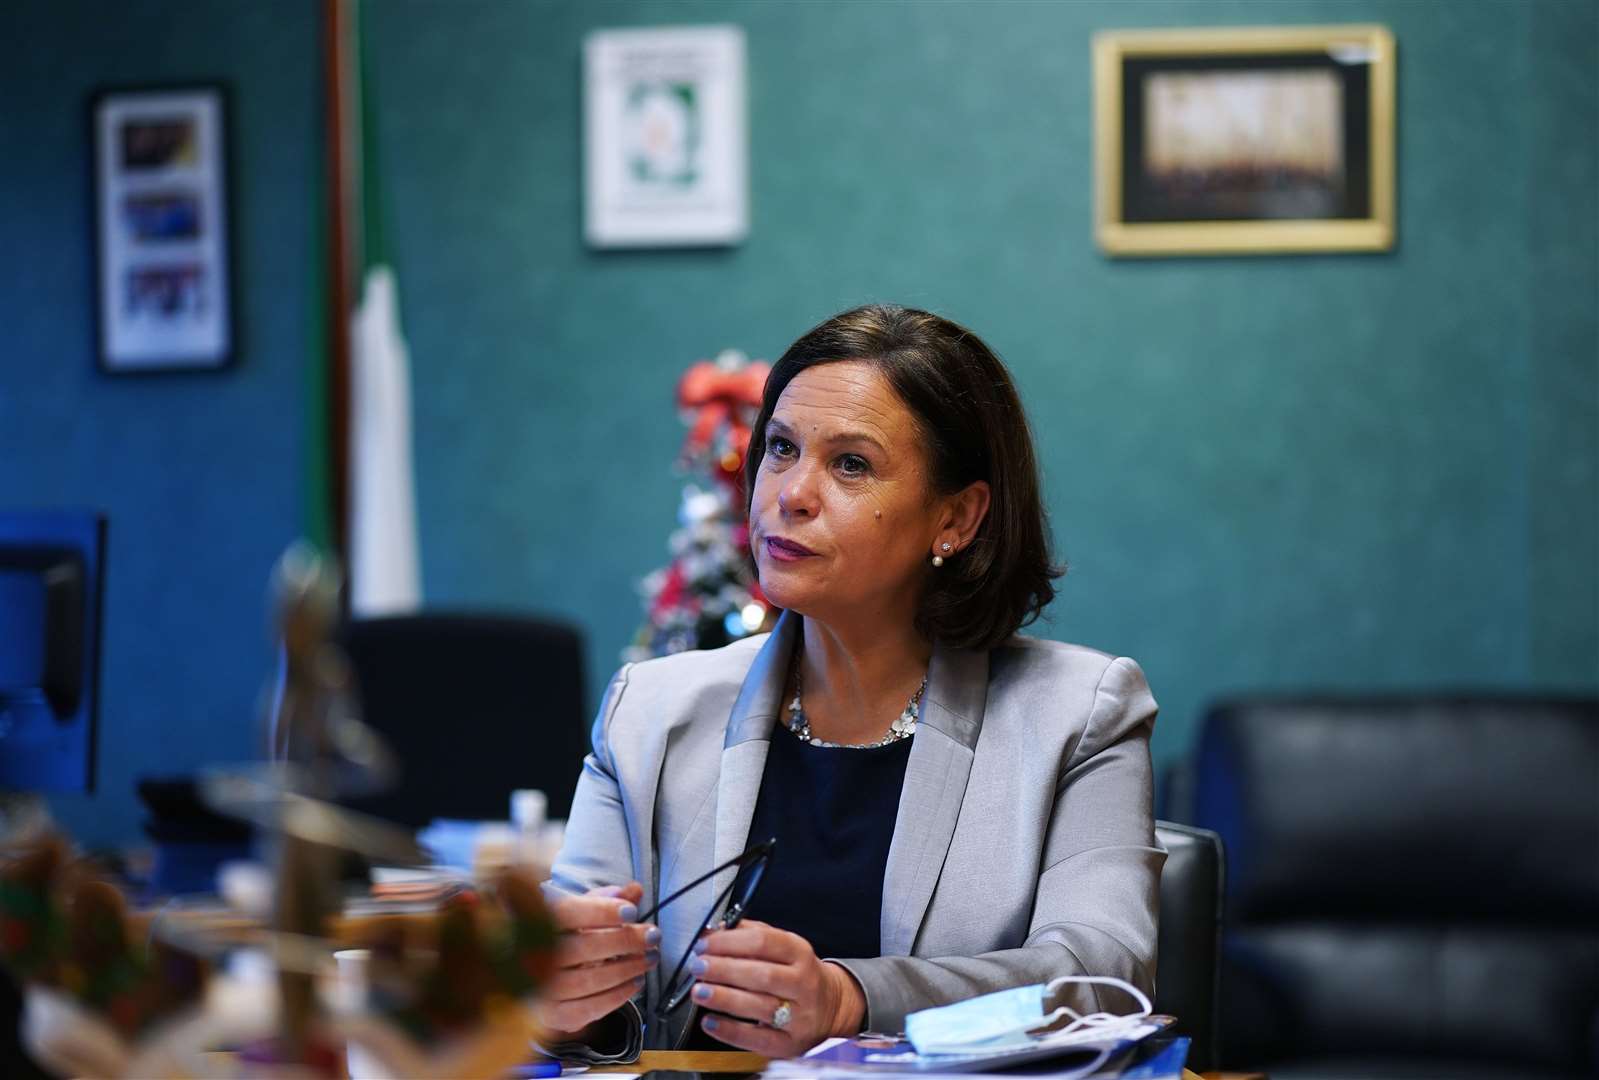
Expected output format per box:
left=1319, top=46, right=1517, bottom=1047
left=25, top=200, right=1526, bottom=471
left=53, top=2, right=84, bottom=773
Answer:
left=0, top=1, right=320, bottom=846
left=1, top=0, right=1593, bottom=847
left=368, top=0, right=1598, bottom=770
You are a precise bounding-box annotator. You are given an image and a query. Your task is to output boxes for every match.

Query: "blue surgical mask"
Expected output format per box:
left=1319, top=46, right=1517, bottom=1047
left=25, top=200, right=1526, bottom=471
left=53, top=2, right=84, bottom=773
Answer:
left=904, top=975, right=1152, bottom=1056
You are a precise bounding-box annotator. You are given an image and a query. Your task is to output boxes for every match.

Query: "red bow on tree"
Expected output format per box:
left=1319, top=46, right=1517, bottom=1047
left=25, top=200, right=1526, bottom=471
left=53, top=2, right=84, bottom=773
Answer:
left=677, top=360, right=771, bottom=471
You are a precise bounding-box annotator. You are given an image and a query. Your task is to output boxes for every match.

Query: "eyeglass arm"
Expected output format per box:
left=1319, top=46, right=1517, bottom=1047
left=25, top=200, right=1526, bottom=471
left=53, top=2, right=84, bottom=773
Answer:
left=635, top=837, right=775, bottom=923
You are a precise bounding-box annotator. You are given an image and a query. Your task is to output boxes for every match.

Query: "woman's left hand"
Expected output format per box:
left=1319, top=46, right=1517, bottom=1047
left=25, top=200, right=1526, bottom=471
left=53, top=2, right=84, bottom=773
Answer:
left=687, top=919, right=866, bottom=1055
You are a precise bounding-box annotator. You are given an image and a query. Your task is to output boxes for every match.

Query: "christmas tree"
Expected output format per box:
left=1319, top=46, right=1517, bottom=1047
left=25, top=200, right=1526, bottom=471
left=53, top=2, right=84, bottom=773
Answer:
left=624, top=350, right=776, bottom=662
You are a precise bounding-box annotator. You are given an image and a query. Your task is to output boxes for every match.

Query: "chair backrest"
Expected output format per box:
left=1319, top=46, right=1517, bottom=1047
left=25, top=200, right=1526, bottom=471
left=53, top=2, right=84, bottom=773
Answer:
left=338, top=612, right=590, bottom=829
left=1191, top=696, right=1599, bottom=1075
left=1154, top=819, right=1224, bottom=1072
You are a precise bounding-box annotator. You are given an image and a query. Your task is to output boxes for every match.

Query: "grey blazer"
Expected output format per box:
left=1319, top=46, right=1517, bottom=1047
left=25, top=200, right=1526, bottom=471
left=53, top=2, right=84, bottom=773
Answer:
left=548, top=610, right=1162, bottom=1052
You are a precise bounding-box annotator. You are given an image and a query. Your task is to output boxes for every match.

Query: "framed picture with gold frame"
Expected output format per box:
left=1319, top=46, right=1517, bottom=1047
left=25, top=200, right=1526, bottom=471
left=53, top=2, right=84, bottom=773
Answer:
left=1093, top=25, right=1395, bottom=257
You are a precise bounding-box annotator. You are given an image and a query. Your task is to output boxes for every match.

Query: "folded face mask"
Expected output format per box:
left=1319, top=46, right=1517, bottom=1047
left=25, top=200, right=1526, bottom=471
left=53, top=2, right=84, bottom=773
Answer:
left=903, top=974, right=1152, bottom=1056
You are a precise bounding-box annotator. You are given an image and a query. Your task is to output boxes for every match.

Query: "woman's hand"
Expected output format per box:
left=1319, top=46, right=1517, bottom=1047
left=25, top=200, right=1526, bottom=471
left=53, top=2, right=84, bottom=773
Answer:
left=687, top=919, right=867, bottom=1055
left=534, top=882, right=660, bottom=1039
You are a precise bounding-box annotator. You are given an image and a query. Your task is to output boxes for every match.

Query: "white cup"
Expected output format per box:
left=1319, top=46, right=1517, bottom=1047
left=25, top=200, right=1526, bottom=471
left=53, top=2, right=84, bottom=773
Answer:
left=332, top=948, right=370, bottom=1009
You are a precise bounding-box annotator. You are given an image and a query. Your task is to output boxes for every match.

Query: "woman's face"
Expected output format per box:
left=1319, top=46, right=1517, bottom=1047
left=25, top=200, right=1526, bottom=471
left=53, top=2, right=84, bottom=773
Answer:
left=749, top=361, right=954, bottom=631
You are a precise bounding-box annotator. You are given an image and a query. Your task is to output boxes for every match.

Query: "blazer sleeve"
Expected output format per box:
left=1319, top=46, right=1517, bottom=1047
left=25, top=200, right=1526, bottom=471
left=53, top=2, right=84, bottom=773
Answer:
left=547, top=664, right=637, bottom=899
left=832, top=656, right=1163, bottom=1033
left=539, top=665, right=648, bottom=1064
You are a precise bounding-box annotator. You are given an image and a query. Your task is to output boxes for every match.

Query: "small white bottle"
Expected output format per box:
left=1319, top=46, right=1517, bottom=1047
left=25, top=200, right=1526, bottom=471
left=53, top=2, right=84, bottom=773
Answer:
left=511, top=789, right=548, bottom=870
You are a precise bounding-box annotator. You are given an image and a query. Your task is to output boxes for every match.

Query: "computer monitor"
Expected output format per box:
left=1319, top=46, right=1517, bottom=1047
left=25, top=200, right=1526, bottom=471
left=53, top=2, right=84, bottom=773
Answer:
left=0, top=510, right=105, bottom=794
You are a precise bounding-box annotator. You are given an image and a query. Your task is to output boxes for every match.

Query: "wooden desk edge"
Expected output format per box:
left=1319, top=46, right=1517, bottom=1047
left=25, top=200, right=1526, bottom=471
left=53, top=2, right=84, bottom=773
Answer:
left=635, top=1050, right=769, bottom=1071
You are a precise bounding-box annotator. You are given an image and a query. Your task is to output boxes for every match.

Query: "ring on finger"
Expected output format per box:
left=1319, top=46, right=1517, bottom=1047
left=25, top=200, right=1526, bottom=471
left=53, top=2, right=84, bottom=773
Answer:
left=770, top=999, right=794, bottom=1030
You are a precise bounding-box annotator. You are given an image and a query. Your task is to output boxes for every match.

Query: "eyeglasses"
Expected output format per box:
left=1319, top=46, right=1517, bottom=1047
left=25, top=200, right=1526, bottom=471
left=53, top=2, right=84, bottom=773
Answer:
left=636, top=837, right=776, bottom=1021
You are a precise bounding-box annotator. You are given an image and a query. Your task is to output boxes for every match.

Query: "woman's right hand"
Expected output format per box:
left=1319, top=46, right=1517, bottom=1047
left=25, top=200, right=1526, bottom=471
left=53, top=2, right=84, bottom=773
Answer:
left=534, top=881, right=661, bottom=1039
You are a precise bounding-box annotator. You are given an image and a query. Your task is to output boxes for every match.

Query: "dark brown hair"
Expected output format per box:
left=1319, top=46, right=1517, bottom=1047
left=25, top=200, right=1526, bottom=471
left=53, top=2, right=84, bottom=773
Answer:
left=745, top=304, right=1061, bottom=650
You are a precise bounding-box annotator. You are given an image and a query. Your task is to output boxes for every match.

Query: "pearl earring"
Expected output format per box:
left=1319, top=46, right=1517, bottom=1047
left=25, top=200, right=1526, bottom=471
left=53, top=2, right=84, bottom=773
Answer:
left=932, top=555, right=944, bottom=567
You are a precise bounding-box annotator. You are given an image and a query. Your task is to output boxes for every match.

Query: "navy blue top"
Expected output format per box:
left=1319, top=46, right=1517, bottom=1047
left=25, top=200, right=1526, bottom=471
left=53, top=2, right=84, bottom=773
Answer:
left=689, top=724, right=913, bottom=1048
left=742, top=723, right=914, bottom=959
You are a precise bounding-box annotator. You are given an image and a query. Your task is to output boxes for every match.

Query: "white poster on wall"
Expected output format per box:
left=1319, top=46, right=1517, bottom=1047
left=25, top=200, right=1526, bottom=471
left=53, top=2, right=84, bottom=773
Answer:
left=583, top=25, right=748, bottom=248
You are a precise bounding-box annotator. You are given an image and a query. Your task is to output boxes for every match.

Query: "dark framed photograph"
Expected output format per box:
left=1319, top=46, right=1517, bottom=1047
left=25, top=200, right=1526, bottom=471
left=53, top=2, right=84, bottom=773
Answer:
left=1094, top=25, right=1396, bottom=256
left=92, top=85, right=234, bottom=371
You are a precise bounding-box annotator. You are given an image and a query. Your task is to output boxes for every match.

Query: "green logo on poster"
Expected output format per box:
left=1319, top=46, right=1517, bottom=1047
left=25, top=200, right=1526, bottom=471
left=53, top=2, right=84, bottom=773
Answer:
left=625, top=81, right=700, bottom=187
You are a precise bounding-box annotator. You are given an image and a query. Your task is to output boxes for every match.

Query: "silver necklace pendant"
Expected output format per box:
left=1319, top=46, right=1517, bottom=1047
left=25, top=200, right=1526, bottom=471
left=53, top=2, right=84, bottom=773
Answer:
left=786, top=656, right=925, bottom=749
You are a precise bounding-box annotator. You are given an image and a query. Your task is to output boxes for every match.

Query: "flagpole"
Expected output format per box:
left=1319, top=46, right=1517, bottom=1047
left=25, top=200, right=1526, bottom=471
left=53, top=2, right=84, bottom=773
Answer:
left=323, top=0, right=356, bottom=566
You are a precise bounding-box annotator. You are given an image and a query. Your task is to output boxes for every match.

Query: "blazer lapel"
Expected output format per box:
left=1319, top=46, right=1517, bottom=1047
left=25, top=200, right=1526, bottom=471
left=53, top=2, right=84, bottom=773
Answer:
left=881, top=642, right=989, bottom=957
left=710, top=610, right=797, bottom=901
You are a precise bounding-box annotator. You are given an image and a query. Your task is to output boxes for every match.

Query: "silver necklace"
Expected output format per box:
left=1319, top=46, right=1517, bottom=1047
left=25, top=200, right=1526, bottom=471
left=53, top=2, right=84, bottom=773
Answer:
left=785, top=653, right=926, bottom=749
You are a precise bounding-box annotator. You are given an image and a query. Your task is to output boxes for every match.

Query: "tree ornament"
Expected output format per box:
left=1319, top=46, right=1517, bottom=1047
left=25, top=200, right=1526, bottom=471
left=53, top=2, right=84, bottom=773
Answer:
left=627, top=350, right=777, bottom=661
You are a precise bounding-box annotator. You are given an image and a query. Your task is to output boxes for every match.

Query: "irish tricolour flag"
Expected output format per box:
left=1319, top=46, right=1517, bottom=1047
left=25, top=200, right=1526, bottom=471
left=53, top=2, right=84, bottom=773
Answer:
left=315, top=0, right=421, bottom=615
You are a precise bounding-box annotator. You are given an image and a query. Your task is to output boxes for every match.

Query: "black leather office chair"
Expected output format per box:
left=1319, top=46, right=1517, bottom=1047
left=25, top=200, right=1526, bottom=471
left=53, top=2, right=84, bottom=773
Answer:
left=1187, top=696, right=1599, bottom=1080
left=1154, top=819, right=1224, bottom=1073
left=338, top=612, right=590, bottom=828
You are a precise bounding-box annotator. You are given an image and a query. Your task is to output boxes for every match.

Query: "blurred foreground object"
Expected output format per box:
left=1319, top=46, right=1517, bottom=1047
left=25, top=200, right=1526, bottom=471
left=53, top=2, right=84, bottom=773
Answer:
left=0, top=837, right=207, bottom=1034
left=1177, top=696, right=1599, bottom=1079
left=2, top=543, right=558, bottom=1077
left=626, top=350, right=775, bottom=661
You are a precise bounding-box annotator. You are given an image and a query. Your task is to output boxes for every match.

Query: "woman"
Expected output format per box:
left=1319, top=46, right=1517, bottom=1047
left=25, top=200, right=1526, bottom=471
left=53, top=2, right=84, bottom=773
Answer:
left=538, top=305, right=1161, bottom=1060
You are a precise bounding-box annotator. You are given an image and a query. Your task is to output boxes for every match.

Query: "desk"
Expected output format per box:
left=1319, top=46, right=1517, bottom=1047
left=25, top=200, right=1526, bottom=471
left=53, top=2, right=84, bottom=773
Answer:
left=203, top=1043, right=1233, bottom=1078
left=629, top=1049, right=1214, bottom=1080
